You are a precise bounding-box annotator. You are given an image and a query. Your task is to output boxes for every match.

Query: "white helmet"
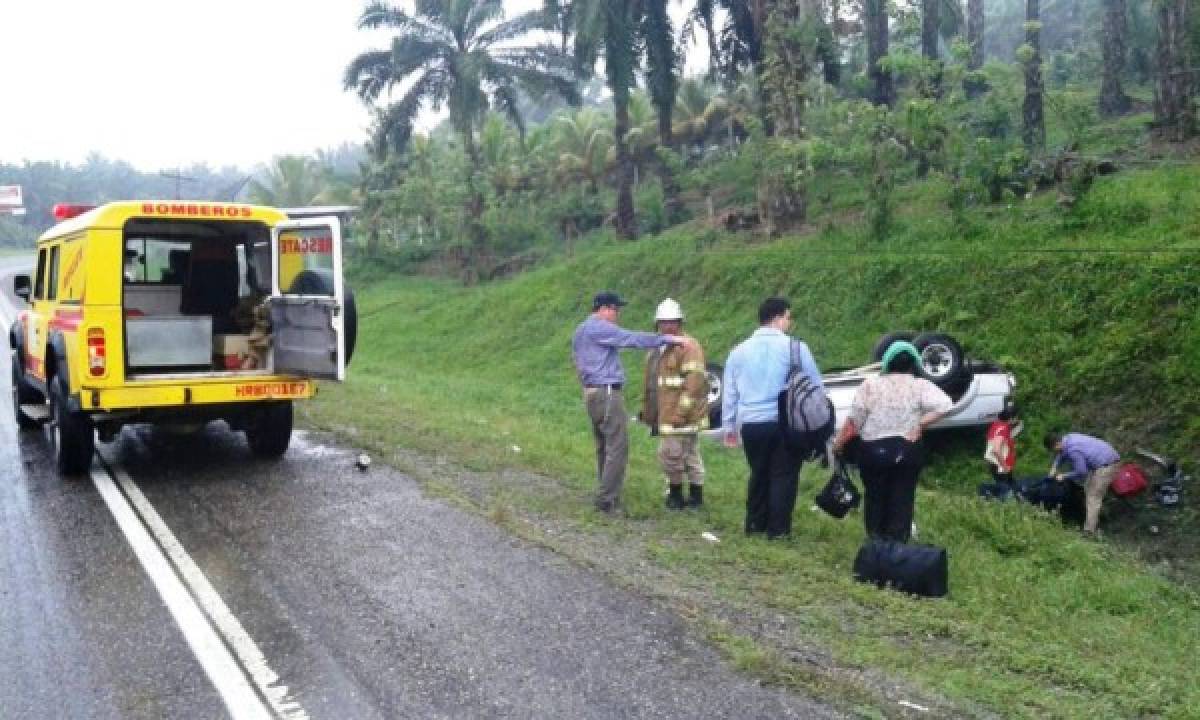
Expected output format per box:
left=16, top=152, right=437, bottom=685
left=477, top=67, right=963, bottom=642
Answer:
left=655, top=297, right=684, bottom=321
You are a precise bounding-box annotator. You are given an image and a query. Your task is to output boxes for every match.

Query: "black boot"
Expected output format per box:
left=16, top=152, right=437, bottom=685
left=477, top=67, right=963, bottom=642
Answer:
left=687, top=484, right=703, bottom=508
left=666, top=484, right=686, bottom=510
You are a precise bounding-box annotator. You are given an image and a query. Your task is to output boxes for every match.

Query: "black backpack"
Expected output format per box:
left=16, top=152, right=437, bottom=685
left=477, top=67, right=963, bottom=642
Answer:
left=778, top=339, right=834, bottom=459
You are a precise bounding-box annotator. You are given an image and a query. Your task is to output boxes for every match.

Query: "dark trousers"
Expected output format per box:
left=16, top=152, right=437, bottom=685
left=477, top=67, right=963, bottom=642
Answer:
left=857, top=437, right=923, bottom=543
left=741, top=422, right=803, bottom=538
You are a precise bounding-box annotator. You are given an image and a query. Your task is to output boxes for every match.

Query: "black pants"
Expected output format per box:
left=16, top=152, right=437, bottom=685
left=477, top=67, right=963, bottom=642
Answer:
left=857, top=436, right=923, bottom=543
left=741, top=422, right=803, bottom=538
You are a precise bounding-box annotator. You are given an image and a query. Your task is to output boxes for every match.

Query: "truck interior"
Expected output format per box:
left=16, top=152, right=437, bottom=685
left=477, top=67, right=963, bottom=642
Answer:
left=122, top=219, right=277, bottom=379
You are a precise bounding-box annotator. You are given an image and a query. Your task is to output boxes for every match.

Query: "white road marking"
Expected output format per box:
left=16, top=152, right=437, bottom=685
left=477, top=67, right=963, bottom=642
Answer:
left=97, top=454, right=309, bottom=720
left=2, top=284, right=307, bottom=719
left=90, top=462, right=277, bottom=720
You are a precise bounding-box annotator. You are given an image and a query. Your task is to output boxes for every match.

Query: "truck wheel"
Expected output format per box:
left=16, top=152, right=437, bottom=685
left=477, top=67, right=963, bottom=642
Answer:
left=870, top=332, right=916, bottom=362
left=705, top=362, right=724, bottom=429
left=11, top=351, right=40, bottom=430
left=913, top=333, right=965, bottom=387
left=49, top=375, right=94, bottom=475
left=246, top=401, right=293, bottom=458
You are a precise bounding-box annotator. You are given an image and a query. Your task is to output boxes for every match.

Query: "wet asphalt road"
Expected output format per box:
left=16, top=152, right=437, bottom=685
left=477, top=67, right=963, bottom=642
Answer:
left=0, top=256, right=838, bottom=719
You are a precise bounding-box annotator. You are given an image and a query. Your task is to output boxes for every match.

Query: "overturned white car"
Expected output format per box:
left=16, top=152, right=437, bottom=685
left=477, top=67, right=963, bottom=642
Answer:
left=705, top=332, right=1015, bottom=432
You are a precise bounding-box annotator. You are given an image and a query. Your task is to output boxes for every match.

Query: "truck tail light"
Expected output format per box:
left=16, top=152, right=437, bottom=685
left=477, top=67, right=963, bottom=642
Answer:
left=87, top=328, right=106, bottom=377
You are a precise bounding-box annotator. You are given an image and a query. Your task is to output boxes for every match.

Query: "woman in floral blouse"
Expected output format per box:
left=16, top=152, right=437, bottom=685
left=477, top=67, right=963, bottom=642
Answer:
left=831, top=341, right=953, bottom=542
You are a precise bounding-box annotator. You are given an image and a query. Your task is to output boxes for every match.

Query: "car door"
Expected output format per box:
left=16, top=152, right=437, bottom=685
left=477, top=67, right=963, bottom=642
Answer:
left=268, top=217, right=345, bottom=381
left=25, top=246, right=53, bottom=383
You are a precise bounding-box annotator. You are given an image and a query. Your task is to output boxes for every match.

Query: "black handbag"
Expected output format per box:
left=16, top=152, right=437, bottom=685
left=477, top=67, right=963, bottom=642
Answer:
left=853, top=539, right=948, bottom=598
left=815, top=461, right=861, bottom=519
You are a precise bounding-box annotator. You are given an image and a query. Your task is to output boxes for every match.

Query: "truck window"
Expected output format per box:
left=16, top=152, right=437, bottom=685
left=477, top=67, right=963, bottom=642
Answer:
left=125, top=237, right=191, bottom=284
left=46, top=246, right=60, bottom=301
left=33, top=248, right=47, bottom=300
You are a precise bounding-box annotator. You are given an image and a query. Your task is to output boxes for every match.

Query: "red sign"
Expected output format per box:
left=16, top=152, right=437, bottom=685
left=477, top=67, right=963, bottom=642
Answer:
left=280, top=235, right=333, bottom=254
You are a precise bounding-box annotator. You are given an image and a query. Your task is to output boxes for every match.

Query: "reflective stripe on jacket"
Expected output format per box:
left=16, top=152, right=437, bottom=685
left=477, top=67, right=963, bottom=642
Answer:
left=642, top=337, right=709, bottom=435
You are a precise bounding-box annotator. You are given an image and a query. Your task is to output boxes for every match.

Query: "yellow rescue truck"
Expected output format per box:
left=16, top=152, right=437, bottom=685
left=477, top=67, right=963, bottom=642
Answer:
left=8, top=201, right=356, bottom=474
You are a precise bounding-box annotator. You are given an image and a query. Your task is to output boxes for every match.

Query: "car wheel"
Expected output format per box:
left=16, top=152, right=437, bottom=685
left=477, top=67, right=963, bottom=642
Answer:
left=705, top=362, right=724, bottom=429
left=870, top=331, right=916, bottom=362
left=287, top=270, right=357, bottom=365
left=49, top=374, right=94, bottom=475
left=246, top=401, right=293, bottom=458
left=913, top=333, right=965, bottom=387
left=11, top=351, right=40, bottom=431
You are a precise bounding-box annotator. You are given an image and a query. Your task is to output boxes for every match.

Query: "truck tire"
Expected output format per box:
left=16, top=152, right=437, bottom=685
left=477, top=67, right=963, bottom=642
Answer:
left=287, top=270, right=357, bottom=365
left=11, top=351, right=40, bottom=430
left=870, top=332, right=916, bottom=362
left=246, top=401, right=293, bottom=458
left=706, top=362, right=724, bottom=429
left=49, top=374, right=94, bottom=475
left=913, top=332, right=965, bottom=387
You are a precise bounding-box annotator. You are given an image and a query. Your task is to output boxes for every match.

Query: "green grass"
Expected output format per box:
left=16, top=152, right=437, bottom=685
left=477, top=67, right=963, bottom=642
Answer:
left=304, top=162, right=1200, bottom=718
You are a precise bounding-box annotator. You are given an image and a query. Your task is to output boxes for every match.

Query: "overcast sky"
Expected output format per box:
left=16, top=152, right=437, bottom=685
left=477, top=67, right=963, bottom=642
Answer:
left=0, top=1, right=704, bottom=173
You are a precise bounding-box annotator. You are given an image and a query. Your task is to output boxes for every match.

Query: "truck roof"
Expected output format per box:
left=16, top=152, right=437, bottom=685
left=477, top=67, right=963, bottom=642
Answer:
left=39, top=201, right=288, bottom=243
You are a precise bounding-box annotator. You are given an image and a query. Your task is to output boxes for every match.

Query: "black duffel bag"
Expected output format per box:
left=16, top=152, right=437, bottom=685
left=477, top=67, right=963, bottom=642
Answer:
left=816, top=461, right=861, bottom=519
left=853, top=539, right=948, bottom=598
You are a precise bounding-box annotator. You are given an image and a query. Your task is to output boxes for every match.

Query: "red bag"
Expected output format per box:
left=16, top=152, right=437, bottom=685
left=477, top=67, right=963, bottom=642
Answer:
left=1111, top=463, right=1148, bottom=498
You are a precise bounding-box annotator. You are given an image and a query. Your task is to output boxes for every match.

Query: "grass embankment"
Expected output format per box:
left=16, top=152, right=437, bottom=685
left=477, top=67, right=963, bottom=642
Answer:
left=304, top=164, right=1200, bottom=719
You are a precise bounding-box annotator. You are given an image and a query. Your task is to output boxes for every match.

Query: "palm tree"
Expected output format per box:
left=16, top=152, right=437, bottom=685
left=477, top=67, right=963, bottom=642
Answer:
left=642, top=0, right=682, bottom=220
left=1021, top=0, right=1046, bottom=151
left=344, top=0, right=579, bottom=269
left=1098, top=0, right=1133, bottom=116
left=247, top=155, right=325, bottom=207
left=864, top=0, right=893, bottom=107
left=965, top=0, right=986, bottom=97
left=555, top=0, right=642, bottom=239
left=554, top=109, right=612, bottom=193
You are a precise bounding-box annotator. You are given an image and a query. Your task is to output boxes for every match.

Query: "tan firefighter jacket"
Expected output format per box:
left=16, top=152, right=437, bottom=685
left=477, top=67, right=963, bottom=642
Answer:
left=641, top=338, right=709, bottom=435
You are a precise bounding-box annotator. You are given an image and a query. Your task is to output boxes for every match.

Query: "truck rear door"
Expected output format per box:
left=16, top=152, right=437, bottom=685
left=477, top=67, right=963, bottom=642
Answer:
left=269, top=217, right=345, bottom=381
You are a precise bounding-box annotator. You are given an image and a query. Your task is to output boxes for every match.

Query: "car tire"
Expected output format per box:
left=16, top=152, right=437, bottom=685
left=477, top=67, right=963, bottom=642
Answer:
left=705, top=362, right=724, bottom=429
left=11, top=351, right=40, bottom=431
left=49, top=374, right=94, bottom=475
left=287, top=270, right=357, bottom=365
left=246, top=401, right=293, bottom=458
left=870, top=332, right=916, bottom=362
left=913, top=332, right=965, bottom=387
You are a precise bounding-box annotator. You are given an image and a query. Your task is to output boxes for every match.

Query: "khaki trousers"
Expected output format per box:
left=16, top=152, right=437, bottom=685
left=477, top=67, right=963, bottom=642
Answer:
left=657, top=434, right=705, bottom=487
left=585, top=387, right=628, bottom=507
left=1083, top=463, right=1118, bottom=533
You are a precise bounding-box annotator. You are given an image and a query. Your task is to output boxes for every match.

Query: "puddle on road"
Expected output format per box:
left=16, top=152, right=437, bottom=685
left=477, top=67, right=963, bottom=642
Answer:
left=290, top=430, right=351, bottom=460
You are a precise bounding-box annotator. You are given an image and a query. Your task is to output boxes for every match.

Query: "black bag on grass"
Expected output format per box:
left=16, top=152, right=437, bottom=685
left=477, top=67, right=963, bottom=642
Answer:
left=1016, top=476, right=1067, bottom=511
left=816, top=462, right=861, bottom=519
left=853, top=539, right=948, bottom=598
left=978, top=482, right=1015, bottom=501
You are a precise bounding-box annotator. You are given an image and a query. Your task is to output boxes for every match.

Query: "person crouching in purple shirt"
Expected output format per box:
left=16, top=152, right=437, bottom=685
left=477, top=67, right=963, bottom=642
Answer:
left=572, top=291, right=690, bottom=513
left=1044, top=431, right=1120, bottom=534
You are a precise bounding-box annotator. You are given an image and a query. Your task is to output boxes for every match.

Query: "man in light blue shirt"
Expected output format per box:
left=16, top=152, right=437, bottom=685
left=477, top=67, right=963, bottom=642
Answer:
left=721, top=297, right=822, bottom=538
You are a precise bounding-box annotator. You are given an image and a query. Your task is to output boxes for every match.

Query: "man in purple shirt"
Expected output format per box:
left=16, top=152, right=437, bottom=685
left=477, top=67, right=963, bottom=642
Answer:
left=1044, top=431, right=1121, bottom=534
left=573, top=291, right=687, bottom=513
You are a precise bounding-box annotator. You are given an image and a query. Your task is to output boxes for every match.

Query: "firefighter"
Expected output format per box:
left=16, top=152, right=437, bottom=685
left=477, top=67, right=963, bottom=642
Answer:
left=641, top=298, right=710, bottom=509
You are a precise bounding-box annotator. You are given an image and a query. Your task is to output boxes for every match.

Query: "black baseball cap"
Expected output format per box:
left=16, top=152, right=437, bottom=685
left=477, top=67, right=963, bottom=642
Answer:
left=592, top=291, right=628, bottom=310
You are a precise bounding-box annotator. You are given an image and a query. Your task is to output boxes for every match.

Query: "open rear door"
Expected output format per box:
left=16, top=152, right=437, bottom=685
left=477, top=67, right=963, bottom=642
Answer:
left=269, top=217, right=345, bottom=381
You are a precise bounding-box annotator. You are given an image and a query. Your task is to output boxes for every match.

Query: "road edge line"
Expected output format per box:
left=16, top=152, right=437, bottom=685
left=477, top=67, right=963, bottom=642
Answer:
left=89, top=461, right=274, bottom=720
left=99, top=453, right=309, bottom=720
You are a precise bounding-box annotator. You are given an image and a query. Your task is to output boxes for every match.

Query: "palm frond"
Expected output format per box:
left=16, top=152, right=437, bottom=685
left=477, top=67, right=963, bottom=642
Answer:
left=463, top=0, right=506, bottom=42
left=344, top=49, right=395, bottom=101
left=475, top=9, right=553, bottom=48
left=358, top=1, right=452, bottom=44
